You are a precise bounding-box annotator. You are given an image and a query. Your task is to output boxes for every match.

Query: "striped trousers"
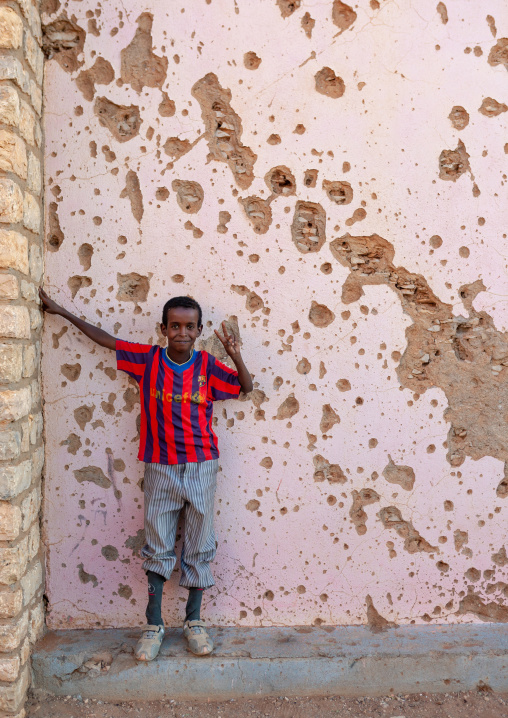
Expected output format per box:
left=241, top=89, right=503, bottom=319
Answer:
left=141, top=459, right=218, bottom=588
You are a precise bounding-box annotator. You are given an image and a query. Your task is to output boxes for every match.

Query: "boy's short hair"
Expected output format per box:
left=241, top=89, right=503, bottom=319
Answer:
left=162, top=296, right=202, bottom=327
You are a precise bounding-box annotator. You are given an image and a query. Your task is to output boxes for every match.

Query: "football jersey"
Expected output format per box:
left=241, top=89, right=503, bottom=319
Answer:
left=116, top=340, right=241, bottom=464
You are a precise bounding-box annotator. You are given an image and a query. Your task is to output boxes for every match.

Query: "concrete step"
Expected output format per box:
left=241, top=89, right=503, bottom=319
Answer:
left=32, top=624, right=508, bottom=701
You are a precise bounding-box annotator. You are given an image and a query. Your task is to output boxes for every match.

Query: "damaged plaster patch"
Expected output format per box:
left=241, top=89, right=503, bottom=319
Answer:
left=439, top=139, right=470, bottom=181
left=378, top=506, right=437, bottom=554
left=448, top=106, right=469, bottom=130
left=120, top=171, right=144, bottom=222
left=78, top=563, right=98, bottom=587
left=313, top=455, right=346, bottom=483
left=47, top=202, right=64, bottom=251
left=94, top=97, right=141, bottom=143
left=244, top=51, right=261, bottom=70
left=42, top=14, right=85, bottom=73
left=301, top=12, right=315, bottom=38
left=320, top=403, right=340, bottom=433
left=332, top=1, right=357, bottom=34
left=366, top=595, right=397, bottom=632
left=277, top=0, right=301, bottom=18
left=239, top=196, right=272, bottom=234
left=478, top=97, right=508, bottom=117
left=78, top=243, right=93, bottom=271
left=191, top=73, right=257, bottom=189
left=457, top=590, right=508, bottom=622
left=171, top=180, right=204, bottom=214
left=350, top=489, right=380, bottom=534
left=488, top=38, right=508, bottom=70
left=291, top=201, right=326, bottom=253
left=382, top=456, right=415, bottom=491
left=120, top=13, right=168, bottom=93
left=315, top=67, right=345, bottom=99
left=276, top=394, right=299, bottom=420
left=68, top=275, right=92, bottom=299
left=265, top=166, right=296, bottom=196
left=117, top=273, right=150, bottom=304
left=323, top=180, right=353, bottom=205
left=76, top=58, right=114, bottom=102
left=74, top=465, right=112, bottom=489
left=231, top=284, right=264, bottom=313
left=158, top=92, right=176, bottom=117
left=309, top=300, right=335, bottom=327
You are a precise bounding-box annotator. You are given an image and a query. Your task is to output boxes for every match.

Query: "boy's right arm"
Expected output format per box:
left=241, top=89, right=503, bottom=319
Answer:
left=39, top=288, right=117, bottom=351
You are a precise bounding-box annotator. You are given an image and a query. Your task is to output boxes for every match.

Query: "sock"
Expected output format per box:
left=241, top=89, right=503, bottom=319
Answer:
left=145, top=571, right=165, bottom=626
left=185, top=587, right=204, bottom=623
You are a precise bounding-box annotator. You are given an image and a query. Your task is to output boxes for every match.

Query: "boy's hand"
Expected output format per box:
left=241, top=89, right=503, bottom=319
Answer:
left=39, top=288, right=64, bottom=315
left=214, top=322, right=242, bottom=361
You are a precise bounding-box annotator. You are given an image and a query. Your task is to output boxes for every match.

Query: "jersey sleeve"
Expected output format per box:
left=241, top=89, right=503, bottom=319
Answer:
left=208, top=356, right=241, bottom=401
left=116, top=340, right=152, bottom=383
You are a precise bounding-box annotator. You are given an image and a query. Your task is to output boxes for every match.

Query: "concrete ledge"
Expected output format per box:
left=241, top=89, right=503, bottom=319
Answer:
left=32, top=624, right=508, bottom=701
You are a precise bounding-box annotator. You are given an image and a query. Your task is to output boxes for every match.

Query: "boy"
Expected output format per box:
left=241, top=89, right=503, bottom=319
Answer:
left=39, top=288, right=253, bottom=660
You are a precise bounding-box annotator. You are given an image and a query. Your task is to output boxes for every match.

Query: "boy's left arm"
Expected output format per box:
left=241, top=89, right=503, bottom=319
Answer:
left=215, top=322, right=253, bottom=394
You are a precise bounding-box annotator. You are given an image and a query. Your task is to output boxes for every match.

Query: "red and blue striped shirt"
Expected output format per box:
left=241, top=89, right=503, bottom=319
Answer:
left=116, top=340, right=241, bottom=465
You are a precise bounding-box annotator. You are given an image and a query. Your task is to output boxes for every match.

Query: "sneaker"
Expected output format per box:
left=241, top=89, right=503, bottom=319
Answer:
left=135, top=624, right=164, bottom=661
left=183, top=619, right=214, bottom=656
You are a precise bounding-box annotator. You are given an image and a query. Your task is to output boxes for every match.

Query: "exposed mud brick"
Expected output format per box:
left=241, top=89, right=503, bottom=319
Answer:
left=309, top=300, right=335, bottom=328
left=382, top=456, right=415, bottom=491
left=0, top=230, right=28, bottom=273
left=320, top=403, right=340, bottom=433
left=158, top=92, right=175, bottom=117
left=117, top=272, right=150, bottom=303
left=304, top=169, right=318, bottom=188
left=323, top=179, right=353, bottom=205
left=438, top=139, right=470, bottom=180
left=239, top=196, right=272, bottom=234
left=436, top=2, right=448, bottom=24
left=315, top=67, right=345, bottom=98
left=277, top=0, right=301, bottom=18
left=301, top=12, right=315, bottom=38
left=0, top=130, right=26, bottom=178
left=291, top=201, right=326, bottom=253
left=67, top=275, right=92, bottom=299
left=78, top=243, right=93, bottom=270
left=488, top=37, right=508, bottom=70
left=217, top=210, right=231, bottom=234
left=265, top=165, right=296, bottom=196
left=191, top=73, right=257, bottom=190
left=231, top=285, right=264, bottom=313
left=0, top=179, right=23, bottom=223
left=76, top=57, right=114, bottom=101
left=332, top=1, right=357, bottom=33
left=120, top=170, right=144, bottom=222
left=478, top=97, right=508, bottom=116
left=448, top=105, right=469, bottom=130
left=94, top=97, right=141, bottom=143
left=74, top=465, right=112, bottom=489
left=244, top=51, right=261, bottom=69
left=42, top=14, right=85, bottom=72
left=47, top=202, right=63, bottom=251
left=313, top=454, right=346, bottom=483
left=366, top=594, right=397, bottom=631
left=120, top=13, right=168, bottom=93
left=378, top=506, right=437, bottom=554
left=457, top=589, right=508, bottom=622
left=171, top=180, right=204, bottom=214
left=276, top=393, right=299, bottom=419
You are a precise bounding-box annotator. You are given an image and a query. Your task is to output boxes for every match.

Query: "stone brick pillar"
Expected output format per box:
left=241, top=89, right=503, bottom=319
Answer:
left=0, top=1, right=44, bottom=716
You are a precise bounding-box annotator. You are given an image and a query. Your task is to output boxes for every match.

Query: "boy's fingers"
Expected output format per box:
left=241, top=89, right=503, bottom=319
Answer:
left=221, top=321, right=229, bottom=339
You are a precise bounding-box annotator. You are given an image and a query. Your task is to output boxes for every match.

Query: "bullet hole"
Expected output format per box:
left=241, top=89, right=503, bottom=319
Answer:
left=244, top=51, right=261, bottom=70
left=488, top=38, right=508, bottom=71
left=217, top=211, right=232, bottom=235
left=239, top=196, right=272, bottom=234
left=42, top=15, right=86, bottom=73
left=448, top=106, right=469, bottom=130
left=429, top=235, right=443, bottom=248
left=260, top=457, right=273, bottom=469
left=327, top=495, right=337, bottom=505
left=296, top=358, right=311, bottom=374
left=322, top=180, right=353, bottom=205
left=184, top=220, right=203, bottom=238
left=341, top=311, right=351, bottom=320
left=67, top=275, right=92, bottom=299
left=291, top=201, right=327, bottom=253
left=478, top=97, right=508, bottom=117
left=336, top=379, right=351, bottom=392
left=191, top=72, right=257, bottom=189
left=120, top=13, right=168, bottom=93
left=453, top=529, right=468, bottom=551
left=444, top=500, right=454, bottom=511
left=350, top=488, right=380, bottom=534
left=313, top=454, right=346, bottom=483
left=61, top=363, right=81, bottom=382
left=74, top=404, right=94, bottom=431
left=438, top=139, right=470, bottom=181
left=171, top=180, right=204, bottom=214
left=253, top=606, right=262, bottom=616
left=321, top=262, right=332, bottom=274
left=120, top=171, right=144, bottom=222
left=118, top=584, right=133, bottom=600
left=155, top=187, right=169, bottom=201
left=163, top=137, right=192, bottom=160
left=368, top=438, right=378, bottom=448
left=74, top=465, right=112, bottom=489
left=265, top=165, right=296, bottom=196
left=378, top=506, right=437, bottom=554
left=101, top=145, right=116, bottom=163
left=355, top=396, right=363, bottom=405
left=345, top=208, right=367, bottom=226
left=273, top=376, right=283, bottom=389
left=492, top=546, right=508, bottom=566
left=320, top=404, right=340, bottom=433
left=75, top=57, right=114, bottom=101
left=158, top=92, right=176, bottom=117
left=101, top=545, right=119, bottom=561
left=93, top=216, right=102, bottom=226
left=436, top=2, right=448, bottom=24
left=47, top=202, right=64, bottom=251
left=332, top=0, right=357, bottom=33
left=231, top=284, right=264, bottom=312
left=296, top=585, right=306, bottom=594
left=314, top=67, right=345, bottom=99
left=301, top=12, right=315, bottom=38
left=246, top=499, right=260, bottom=511
left=123, top=386, right=139, bottom=412
left=77, top=563, right=98, bottom=587
left=293, top=123, right=306, bottom=134
left=249, top=254, right=259, bottom=263
left=267, top=133, right=281, bottom=145
left=309, top=301, right=335, bottom=328
left=94, top=97, right=141, bottom=142
left=60, top=433, right=81, bottom=455
left=382, top=456, right=415, bottom=491
left=276, top=393, right=299, bottom=419
left=117, top=272, right=150, bottom=303
left=304, top=169, right=318, bottom=188
left=277, top=0, right=301, bottom=18
left=459, top=246, right=470, bottom=258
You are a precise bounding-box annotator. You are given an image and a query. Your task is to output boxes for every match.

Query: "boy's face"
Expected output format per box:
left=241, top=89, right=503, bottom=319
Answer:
left=161, top=307, right=202, bottom=354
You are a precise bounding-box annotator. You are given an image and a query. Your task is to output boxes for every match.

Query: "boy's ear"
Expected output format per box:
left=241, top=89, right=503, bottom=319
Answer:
left=160, top=323, right=167, bottom=336
left=197, top=324, right=203, bottom=336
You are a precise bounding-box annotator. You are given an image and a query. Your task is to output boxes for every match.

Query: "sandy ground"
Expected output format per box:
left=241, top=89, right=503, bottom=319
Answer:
left=27, top=690, right=508, bottom=718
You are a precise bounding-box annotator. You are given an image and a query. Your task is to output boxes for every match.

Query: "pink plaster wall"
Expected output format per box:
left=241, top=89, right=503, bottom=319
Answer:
left=41, top=0, right=508, bottom=629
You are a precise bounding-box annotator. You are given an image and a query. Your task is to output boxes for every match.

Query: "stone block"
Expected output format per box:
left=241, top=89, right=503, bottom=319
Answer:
left=0, top=655, right=20, bottom=682
left=0, top=55, right=29, bottom=94
left=20, top=560, right=41, bottom=605
left=30, top=379, right=40, bottom=409
left=0, top=386, right=31, bottom=421
left=0, top=273, right=19, bottom=299
left=0, top=344, right=22, bottom=384
left=20, top=279, right=36, bottom=301
left=0, top=501, right=21, bottom=541
left=19, top=636, right=29, bottom=664
left=20, top=485, right=40, bottom=531
left=28, top=601, right=43, bottom=643
left=0, top=84, right=20, bottom=127
left=0, top=536, right=28, bottom=585
left=0, top=230, right=29, bottom=273
left=28, top=244, right=42, bottom=281
left=24, top=29, right=44, bottom=84
left=0, top=586, right=22, bottom=619
left=20, top=420, right=28, bottom=453
left=29, top=78, right=42, bottom=115
left=28, top=412, right=42, bottom=445
left=29, top=307, right=41, bottom=330
left=22, top=192, right=40, bottom=233
left=26, top=151, right=41, bottom=194
left=0, top=428, right=21, bottom=461
left=27, top=522, right=39, bottom=560
left=0, top=7, right=23, bottom=49
left=0, top=306, right=30, bottom=339
left=0, top=129, right=27, bottom=178
left=0, top=663, right=29, bottom=713
left=0, top=178, right=23, bottom=223
left=0, top=461, right=31, bottom=500
left=31, top=445, right=43, bottom=482
left=21, top=345, right=35, bottom=378
left=18, top=101, right=34, bottom=146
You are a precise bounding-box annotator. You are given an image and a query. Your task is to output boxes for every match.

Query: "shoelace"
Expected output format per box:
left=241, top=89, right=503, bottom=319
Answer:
left=144, top=629, right=161, bottom=639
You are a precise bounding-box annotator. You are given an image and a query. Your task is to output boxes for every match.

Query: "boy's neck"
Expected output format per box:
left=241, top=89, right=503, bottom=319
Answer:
left=165, top=346, right=194, bottom=365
